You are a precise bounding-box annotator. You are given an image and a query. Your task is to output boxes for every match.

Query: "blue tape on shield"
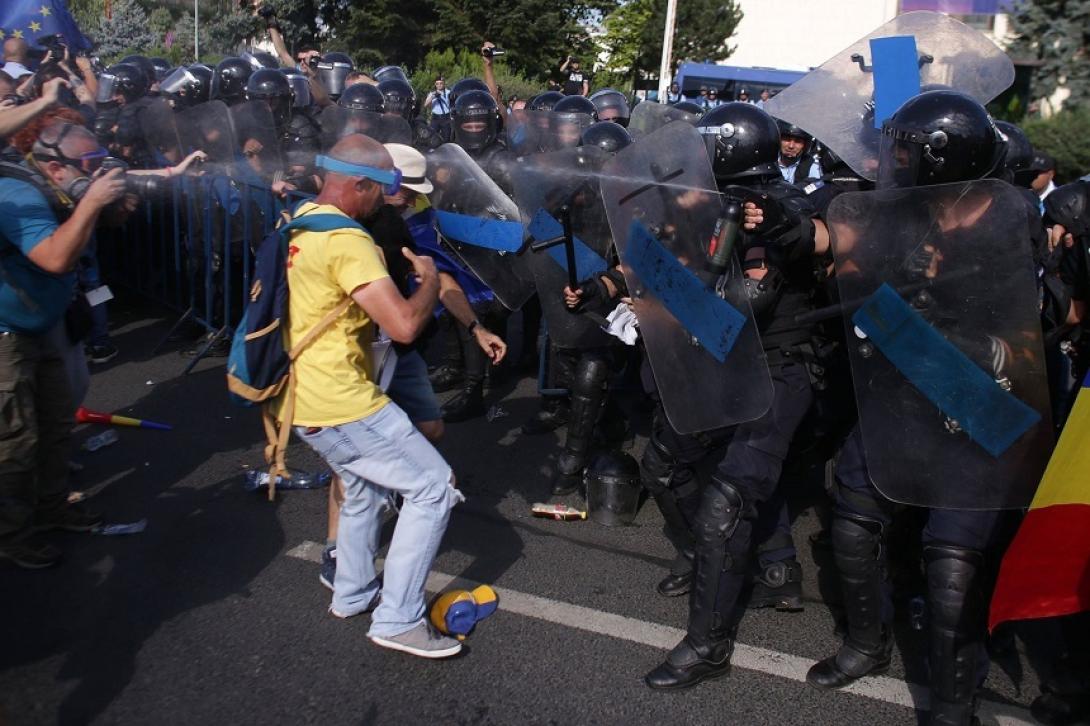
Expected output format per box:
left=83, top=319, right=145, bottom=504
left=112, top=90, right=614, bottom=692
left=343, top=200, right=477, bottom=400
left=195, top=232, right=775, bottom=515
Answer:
left=871, top=36, right=922, bottom=129
left=625, top=220, right=745, bottom=363
left=528, top=209, right=609, bottom=279
left=435, top=211, right=524, bottom=253
left=853, top=283, right=1040, bottom=457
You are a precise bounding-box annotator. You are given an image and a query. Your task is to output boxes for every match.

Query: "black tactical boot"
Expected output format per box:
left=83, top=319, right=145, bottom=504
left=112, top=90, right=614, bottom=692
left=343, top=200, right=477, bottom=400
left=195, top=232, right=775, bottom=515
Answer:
left=428, top=364, right=464, bottom=393
left=550, top=358, right=609, bottom=496
left=748, top=558, right=804, bottom=611
left=647, top=479, right=748, bottom=690
left=657, top=549, right=693, bottom=597
left=808, top=514, right=892, bottom=690
left=441, top=382, right=485, bottom=423
left=551, top=452, right=584, bottom=496
left=644, top=635, right=734, bottom=690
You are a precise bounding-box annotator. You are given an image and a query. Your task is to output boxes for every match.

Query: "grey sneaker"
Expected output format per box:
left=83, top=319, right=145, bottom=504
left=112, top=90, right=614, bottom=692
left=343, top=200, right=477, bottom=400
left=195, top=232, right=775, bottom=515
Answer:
left=370, top=621, right=463, bottom=659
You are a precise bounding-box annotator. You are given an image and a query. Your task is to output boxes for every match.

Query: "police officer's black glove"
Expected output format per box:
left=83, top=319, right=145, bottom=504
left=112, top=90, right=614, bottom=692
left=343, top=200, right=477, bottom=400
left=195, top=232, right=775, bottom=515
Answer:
left=570, top=275, right=608, bottom=311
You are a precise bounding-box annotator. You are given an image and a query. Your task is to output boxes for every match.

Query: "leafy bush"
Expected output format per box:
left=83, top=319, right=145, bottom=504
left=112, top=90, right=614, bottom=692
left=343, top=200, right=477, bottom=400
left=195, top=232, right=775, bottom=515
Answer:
left=410, top=48, right=542, bottom=105
left=1023, top=109, right=1090, bottom=183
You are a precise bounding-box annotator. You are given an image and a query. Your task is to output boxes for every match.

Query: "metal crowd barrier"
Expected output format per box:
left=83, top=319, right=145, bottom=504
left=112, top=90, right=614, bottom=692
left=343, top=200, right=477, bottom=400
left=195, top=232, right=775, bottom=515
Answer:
left=98, top=173, right=315, bottom=372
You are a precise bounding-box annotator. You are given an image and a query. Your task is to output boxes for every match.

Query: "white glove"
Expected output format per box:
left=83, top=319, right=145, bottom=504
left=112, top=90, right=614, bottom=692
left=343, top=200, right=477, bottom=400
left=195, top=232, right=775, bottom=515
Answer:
left=603, top=303, right=639, bottom=345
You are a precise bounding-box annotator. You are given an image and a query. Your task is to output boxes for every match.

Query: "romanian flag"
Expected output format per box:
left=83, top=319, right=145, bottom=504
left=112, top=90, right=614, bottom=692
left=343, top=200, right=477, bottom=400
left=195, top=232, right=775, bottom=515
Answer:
left=990, top=371, right=1090, bottom=631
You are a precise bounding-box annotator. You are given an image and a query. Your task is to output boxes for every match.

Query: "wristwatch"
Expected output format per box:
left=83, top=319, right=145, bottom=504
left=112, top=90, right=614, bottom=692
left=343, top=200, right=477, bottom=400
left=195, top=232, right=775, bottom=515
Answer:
left=468, top=319, right=481, bottom=335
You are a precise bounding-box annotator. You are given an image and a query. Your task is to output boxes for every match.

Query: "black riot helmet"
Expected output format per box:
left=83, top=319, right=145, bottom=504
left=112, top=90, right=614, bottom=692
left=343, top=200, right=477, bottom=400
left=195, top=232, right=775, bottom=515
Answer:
left=673, top=100, right=704, bottom=116
left=589, top=88, right=630, bottom=127
left=994, top=120, right=1037, bottom=188
left=776, top=118, right=813, bottom=157
left=584, top=451, right=642, bottom=527
left=580, top=121, right=633, bottom=154
left=317, top=52, right=354, bottom=101
left=149, top=57, right=172, bottom=82
left=338, top=82, right=384, bottom=113
left=120, top=55, right=158, bottom=88
left=97, top=63, right=149, bottom=105
left=212, top=57, right=254, bottom=105
left=246, top=68, right=293, bottom=128
left=878, top=90, right=1005, bottom=189
left=450, top=77, right=489, bottom=106
left=160, top=63, right=212, bottom=109
left=453, top=89, right=500, bottom=153
left=527, top=90, right=564, bottom=111
left=372, top=65, right=409, bottom=84
left=696, top=102, right=781, bottom=182
left=550, top=95, right=597, bottom=150
left=1044, top=181, right=1090, bottom=240
left=378, top=79, right=415, bottom=121
left=281, top=69, right=312, bottom=109
left=248, top=50, right=281, bottom=70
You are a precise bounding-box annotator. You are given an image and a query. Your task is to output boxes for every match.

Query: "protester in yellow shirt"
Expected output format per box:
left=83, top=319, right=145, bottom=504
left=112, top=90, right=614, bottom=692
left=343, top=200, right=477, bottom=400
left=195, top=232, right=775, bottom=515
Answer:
left=286, top=134, right=464, bottom=659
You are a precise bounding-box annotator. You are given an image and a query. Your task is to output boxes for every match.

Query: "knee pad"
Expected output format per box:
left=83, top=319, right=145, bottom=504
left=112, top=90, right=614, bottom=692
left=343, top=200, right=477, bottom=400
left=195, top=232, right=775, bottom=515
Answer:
left=639, top=433, right=674, bottom=495
left=694, top=478, right=745, bottom=549
left=571, top=357, right=610, bottom=397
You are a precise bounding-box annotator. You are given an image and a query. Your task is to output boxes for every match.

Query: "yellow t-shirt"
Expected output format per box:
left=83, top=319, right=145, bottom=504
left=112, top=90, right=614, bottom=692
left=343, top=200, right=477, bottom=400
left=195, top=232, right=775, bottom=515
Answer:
left=278, top=202, right=391, bottom=426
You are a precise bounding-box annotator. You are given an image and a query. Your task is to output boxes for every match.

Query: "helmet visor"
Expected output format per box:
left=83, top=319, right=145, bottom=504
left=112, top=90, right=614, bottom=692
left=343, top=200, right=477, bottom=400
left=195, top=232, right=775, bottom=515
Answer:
left=287, top=76, right=311, bottom=108
left=160, top=67, right=196, bottom=98
left=95, top=74, right=118, bottom=104
left=877, top=125, right=930, bottom=190
left=318, top=63, right=351, bottom=98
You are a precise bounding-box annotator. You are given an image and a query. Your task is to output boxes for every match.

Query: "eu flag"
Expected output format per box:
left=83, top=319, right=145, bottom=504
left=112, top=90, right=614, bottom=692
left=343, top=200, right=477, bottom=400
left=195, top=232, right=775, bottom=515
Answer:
left=0, top=0, right=92, bottom=53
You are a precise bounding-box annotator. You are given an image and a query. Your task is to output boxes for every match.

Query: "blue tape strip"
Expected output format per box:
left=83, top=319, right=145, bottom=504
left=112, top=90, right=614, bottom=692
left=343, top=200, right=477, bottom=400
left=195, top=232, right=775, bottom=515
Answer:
left=853, top=283, right=1040, bottom=457
left=435, top=211, right=524, bottom=253
left=625, top=220, right=745, bottom=363
left=871, top=36, right=922, bottom=129
left=528, top=209, right=609, bottom=279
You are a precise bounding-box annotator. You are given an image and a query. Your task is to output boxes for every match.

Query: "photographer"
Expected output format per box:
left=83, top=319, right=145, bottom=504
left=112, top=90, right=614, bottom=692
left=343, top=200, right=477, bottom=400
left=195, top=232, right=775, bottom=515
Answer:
left=256, top=1, right=333, bottom=108
left=559, top=55, right=590, bottom=96
left=0, top=119, right=128, bottom=569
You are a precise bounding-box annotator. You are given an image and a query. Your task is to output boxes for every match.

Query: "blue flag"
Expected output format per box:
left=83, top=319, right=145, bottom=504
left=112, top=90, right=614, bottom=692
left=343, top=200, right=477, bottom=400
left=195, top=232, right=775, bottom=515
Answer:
left=0, top=0, right=92, bottom=54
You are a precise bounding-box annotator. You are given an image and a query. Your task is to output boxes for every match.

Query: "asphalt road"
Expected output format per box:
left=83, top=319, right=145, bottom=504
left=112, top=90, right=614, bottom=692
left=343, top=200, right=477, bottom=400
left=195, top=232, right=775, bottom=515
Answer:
left=0, top=299, right=1063, bottom=725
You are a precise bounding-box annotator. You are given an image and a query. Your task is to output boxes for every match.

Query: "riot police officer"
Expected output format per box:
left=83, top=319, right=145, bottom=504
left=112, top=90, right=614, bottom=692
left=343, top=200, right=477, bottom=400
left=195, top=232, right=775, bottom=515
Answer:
left=805, top=90, right=1042, bottom=726
left=211, top=57, right=254, bottom=106
left=589, top=89, right=630, bottom=126
left=640, top=102, right=822, bottom=689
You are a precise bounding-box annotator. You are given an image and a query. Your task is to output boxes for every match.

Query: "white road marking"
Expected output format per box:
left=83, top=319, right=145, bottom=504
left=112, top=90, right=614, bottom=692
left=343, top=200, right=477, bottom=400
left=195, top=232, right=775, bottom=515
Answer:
left=286, top=541, right=1032, bottom=724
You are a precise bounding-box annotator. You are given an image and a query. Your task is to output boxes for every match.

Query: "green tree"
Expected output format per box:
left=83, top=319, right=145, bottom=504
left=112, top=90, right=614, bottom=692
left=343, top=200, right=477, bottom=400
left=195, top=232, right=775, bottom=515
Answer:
left=1009, top=0, right=1090, bottom=110
left=425, top=0, right=612, bottom=82
left=1024, top=109, right=1090, bottom=182
left=94, top=0, right=157, bottom=59
left=148, top=7, right=175, bottom=38
left=317, top=0, right=437, bottom=70
left=598, top=0, right=742, bottom=87
left=410, top=47, right=541, bottom=103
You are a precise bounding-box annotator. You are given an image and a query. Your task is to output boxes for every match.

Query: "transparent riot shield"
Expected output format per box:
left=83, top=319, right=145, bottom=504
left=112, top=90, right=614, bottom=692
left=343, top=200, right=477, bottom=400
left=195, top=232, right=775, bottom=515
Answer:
left=138, top=97, right=183, bottom=166
left=763, top=11, right=1014, bottom=182
left=628, top=101, right=700, bottom=139
left=600, top=122, right=773, bottom=434
left=827, top=179, right=1051, bottom=509
left=504, top=109, right=551, bottom=156
left=426, top=143, right=535, bottom=310
left=510, top=147, right=616, bottom=349
left=176, top=100, right=239, bottom=171
left=319, top=107, right=413, bottom=149
left=231, top=100, right=285, bottom=181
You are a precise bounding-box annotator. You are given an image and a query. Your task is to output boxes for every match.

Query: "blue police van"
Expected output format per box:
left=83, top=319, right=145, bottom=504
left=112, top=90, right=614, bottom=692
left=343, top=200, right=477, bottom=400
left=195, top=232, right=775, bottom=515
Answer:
left=674, top=62, right=806, bottom=101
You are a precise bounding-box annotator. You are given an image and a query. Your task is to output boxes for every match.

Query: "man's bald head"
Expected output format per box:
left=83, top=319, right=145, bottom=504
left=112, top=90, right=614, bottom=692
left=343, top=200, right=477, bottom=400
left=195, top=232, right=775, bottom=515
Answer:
left=3, top=38, right=28, bottom=63
left=325, top=133, right=393, bottom=177
left=317, top=133, right=396, bottom=219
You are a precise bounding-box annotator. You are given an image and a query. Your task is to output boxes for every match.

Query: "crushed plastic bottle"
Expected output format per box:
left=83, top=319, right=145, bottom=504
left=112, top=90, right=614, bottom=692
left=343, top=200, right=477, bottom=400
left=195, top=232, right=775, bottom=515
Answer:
left=531, top=503, right=587, bottom=521
left=83, top=429, right=119, bottom=452
left=244, top=469, right=332, bottom=492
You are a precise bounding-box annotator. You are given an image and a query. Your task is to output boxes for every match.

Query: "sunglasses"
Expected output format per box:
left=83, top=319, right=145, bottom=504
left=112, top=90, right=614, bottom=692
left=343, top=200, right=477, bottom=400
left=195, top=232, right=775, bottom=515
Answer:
left=315, top=154, right=402, bottom=195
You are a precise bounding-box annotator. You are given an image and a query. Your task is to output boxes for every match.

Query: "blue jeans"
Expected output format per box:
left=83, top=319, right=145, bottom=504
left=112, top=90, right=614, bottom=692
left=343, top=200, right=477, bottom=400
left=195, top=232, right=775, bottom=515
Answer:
left=296, top=403, right=462, bottom=637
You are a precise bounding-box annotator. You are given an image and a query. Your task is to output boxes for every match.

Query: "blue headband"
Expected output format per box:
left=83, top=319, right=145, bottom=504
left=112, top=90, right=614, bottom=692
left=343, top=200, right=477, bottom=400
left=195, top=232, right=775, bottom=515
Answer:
left=315, top=154, right=402, bottom=193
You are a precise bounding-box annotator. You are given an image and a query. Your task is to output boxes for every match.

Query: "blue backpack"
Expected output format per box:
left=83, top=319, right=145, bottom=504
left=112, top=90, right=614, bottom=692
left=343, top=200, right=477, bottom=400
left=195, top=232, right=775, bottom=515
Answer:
left=226, top=207, right=366, bottom=498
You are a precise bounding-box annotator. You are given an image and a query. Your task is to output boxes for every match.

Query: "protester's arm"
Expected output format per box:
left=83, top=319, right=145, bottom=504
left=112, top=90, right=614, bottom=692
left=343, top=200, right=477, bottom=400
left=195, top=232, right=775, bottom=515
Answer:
left=481, top=42, right=501, bottom=107
left=74, top=53, right=97, bottom=99
left=23, top=169, right=126, bottom=273
left=353, top=247, right=439, bottom=344
left=438, top=271, right=506, bottom=362
left=268, top=25, right=296, bottom=68
left=560, top=56, right=571, bottom=73
left=0, top=78, right=67, bottom=137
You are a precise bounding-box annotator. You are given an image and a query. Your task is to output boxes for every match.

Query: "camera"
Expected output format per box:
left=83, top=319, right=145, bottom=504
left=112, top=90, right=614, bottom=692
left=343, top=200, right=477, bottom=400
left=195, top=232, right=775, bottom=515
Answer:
left=38, top=34, right=67, bottom=55
left=482, top=47, right=506, bottom=59
left=257, top=4, right=276, bottom=19
left=100, top=157, right=166, bottom=198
